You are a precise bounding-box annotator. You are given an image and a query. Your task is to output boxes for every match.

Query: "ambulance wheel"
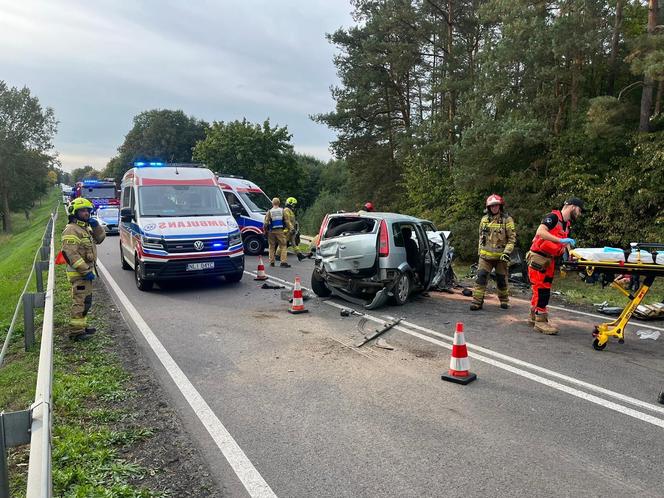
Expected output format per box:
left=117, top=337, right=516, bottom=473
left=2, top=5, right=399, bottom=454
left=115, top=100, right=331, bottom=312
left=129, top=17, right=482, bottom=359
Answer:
left=592, top=338, right=607, bottom=351
left=120, top=244, right=131, bottom=270
left=225, top=271, right=243, bottom=283
left=134, top=257, right=154, bottom=291
left=311, top=270, right=332, bottom=297
left=244, top=235, right=264, bottom=256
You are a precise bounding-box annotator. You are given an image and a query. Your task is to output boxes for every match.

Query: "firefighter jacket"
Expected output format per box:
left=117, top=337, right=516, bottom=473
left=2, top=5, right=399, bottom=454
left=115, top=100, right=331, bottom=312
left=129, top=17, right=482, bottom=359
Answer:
left=264, top=207, right=291, bottom=232
left=478, top=212, right=516, bottom=260
left=283, top=207, right=296, bottom=235
left=61, top=220, right=106, bottom=280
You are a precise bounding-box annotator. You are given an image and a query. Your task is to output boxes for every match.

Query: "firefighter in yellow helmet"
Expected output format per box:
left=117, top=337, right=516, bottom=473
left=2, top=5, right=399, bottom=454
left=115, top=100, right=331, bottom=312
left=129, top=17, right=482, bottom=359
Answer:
left=282, top=197, right=306, bottom=261
left=61, top=198, right=106, bottom=340
left=470, top=194, right=516, bottom=311
left=264, top=197, right=292, bottom=267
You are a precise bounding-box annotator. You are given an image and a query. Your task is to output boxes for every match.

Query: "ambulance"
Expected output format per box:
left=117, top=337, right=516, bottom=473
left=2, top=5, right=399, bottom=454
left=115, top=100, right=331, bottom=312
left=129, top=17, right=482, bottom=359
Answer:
left=218, top=176, right=272, bottom=255
left=119, top=163, right=244, bottom=291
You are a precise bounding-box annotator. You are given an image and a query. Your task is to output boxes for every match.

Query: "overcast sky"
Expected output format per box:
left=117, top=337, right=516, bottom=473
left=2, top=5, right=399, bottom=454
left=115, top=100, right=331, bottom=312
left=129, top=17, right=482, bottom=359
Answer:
left=0, top=0, right=353, bottom=171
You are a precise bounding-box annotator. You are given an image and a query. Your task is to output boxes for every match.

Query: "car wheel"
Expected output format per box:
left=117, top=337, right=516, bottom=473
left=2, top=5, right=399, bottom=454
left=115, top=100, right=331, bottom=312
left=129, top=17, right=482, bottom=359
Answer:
left=244, top=235, right=264, bottom=256
left=225, top=271, right=243, bottom=283
left=120, top=243, right=131, bottom=270
left=311, top=270, right=332, bottom=297
left=134, top=256, right=154, bottom=291
left=391, top=271, right=411, bottom=305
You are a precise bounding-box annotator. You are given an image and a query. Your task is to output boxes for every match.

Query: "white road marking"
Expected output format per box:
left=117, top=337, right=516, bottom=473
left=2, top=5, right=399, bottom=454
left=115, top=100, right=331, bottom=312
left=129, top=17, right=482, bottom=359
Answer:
left=100, top=262, right=277, bottom=498
left=246, top=270, right=664, bottom=427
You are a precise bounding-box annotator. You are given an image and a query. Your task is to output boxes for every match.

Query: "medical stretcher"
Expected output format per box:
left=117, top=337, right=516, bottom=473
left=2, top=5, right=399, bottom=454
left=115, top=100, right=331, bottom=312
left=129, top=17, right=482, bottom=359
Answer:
left=563, top=243, right=664, bottom=351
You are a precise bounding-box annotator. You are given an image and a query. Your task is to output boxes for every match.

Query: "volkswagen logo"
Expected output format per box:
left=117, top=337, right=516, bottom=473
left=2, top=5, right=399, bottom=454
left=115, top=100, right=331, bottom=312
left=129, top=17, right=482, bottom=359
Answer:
left=193, top=240, right=204, bottom=251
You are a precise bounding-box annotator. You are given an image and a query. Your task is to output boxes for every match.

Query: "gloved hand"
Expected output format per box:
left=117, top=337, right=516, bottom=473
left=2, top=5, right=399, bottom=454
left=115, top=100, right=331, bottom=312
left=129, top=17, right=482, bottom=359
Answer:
left=83, top=271, right=96, bottom=281
left=560, top=238, right=576, bottom=247
left=500, top=253, right=511, bottom=263
left=88, top=217, right=99, bottom=228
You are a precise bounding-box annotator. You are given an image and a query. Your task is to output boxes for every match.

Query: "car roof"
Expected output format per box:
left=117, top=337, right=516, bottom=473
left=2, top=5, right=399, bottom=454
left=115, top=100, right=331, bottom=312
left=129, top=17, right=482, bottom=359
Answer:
left=217, top=177, right=263, bottom=191
left=328, top=211, right=432, bottom=224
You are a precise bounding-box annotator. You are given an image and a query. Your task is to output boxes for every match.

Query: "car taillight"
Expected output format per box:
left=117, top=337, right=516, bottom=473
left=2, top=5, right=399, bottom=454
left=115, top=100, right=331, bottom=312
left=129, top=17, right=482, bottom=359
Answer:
left=317, top=215, right=329, bottom=247
left=378, top=219, right=389, bottom=257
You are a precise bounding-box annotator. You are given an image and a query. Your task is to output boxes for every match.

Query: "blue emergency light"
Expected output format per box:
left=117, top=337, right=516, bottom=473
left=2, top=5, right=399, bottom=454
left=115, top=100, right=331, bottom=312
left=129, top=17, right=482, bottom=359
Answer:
left=133, top=160, right=165, bottom=168
left=212, top=243, right=223, bottom=248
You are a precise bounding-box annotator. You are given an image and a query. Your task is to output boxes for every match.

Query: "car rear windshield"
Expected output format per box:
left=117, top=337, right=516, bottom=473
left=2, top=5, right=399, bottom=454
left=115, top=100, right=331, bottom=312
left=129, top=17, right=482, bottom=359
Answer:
left=323, top=216, right=376, bottom=239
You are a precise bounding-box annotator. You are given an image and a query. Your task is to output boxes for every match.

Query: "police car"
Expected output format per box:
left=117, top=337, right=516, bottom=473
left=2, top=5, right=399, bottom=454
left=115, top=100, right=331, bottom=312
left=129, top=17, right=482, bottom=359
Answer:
left=218, top=176, right=272, bottom=255
left=119, top=162, right=244, bottom=290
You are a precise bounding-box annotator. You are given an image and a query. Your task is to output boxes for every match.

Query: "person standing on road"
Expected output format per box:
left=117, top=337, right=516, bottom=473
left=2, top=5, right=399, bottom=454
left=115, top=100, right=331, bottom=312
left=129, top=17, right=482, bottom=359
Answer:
left=60, top=197, right=105, bottom=341
left=527, top=197, right=584, bottom=335
left=283, top=197, right=305, bottom=262
left=470, top=194, right=516, bottom=311
left=264, top=197, right=291, bottom=268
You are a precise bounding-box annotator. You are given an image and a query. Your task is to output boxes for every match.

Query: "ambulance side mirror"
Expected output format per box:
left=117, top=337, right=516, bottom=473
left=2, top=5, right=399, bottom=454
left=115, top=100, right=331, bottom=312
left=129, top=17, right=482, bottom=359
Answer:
left=120, top=207, right=134, bottom=222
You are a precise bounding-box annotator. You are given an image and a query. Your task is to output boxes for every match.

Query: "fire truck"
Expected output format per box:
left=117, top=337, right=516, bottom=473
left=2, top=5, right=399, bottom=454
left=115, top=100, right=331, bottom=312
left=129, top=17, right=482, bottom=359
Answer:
left=73, top=179, right=119, bottom=210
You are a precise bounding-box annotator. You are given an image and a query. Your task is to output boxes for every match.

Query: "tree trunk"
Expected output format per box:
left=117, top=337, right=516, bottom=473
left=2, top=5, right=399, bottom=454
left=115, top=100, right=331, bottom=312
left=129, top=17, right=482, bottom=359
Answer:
left=447, top=0, right=455, bottom=146
left=1, top=189, right=11, bottom=233
left=639, top=0, right=658, bottom=132
left=655, top=79, right=663, bottom=116
left=607, top=0, right=624, bottom=95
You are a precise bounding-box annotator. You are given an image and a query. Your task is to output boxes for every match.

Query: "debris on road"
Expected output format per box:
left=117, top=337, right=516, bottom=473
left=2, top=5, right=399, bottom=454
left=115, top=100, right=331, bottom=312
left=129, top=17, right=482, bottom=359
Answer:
left=374, top=338, right=394, bottom=350
left=355, top=318, right=402, bottom=348
left=340, top=308, right=364, bottom=317
left=635, top=329, right=660, bottom=340
left=262, top=282, right=285, bottom=289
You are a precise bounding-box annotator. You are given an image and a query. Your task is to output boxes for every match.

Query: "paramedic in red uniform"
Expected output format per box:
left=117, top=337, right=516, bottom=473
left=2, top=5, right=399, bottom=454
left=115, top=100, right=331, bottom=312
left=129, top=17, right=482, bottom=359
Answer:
left=527, top=198, right=584, bottom=335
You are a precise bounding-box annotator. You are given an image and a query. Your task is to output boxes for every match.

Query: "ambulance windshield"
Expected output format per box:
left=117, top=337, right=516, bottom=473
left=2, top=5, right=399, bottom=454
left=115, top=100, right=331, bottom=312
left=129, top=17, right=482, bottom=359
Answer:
left=138, top=186, right=230, bottom=217
left=239, top=191, right=272, bottom=212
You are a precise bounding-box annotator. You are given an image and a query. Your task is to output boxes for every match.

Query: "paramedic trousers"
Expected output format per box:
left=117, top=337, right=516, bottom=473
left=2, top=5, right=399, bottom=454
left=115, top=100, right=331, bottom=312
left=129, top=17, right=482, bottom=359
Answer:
left=528, top=260, right=555, bottom=313
left=69, top=277, right=93, bottom=337
left=472, top=257, right=509, bottom=305
left=268, top=230, right=288, bottom=264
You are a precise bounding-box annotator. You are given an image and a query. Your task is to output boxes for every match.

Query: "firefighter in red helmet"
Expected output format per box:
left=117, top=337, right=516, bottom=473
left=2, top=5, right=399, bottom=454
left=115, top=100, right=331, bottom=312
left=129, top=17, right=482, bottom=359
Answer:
left=470, top=194, right=517, bottom=311
left=363, top=202, right=374, bottom=212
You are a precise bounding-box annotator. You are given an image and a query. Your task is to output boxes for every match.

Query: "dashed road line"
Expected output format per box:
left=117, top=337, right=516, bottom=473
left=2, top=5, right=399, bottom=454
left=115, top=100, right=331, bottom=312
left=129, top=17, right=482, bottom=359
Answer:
left=101, top=262, right=277, bottom=498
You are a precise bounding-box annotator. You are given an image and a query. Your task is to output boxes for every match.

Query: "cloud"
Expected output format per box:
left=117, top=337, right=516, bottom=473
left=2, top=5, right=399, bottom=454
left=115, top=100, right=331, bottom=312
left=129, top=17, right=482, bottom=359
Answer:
left=0, top=0, right=351, bottom=170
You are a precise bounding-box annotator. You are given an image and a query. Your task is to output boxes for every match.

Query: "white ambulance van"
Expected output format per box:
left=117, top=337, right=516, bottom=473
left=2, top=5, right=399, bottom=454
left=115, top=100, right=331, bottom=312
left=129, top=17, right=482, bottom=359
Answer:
left=119, top=163, right=244, bottom=290
left=218, top=176, right=272, bottom=255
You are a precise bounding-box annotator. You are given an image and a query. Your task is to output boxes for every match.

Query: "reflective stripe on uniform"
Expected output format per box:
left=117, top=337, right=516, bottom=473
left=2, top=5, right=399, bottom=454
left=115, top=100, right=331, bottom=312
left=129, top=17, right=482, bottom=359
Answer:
left=70, top=317, right=87, bottom=328
left=480, top=249, right=503, bottom=259
left=62, top=235, right=81, bottom=243
left=71, top=258, right=86, bottom=268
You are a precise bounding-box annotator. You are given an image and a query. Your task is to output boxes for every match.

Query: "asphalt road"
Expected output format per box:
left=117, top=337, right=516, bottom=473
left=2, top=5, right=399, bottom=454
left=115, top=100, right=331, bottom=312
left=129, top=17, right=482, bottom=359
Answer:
left=97, top=240, right=664, bottom=497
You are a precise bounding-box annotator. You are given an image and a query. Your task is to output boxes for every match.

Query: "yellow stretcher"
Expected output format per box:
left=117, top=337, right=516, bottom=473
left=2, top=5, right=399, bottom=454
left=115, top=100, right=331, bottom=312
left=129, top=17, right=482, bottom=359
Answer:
left=563, top=243, right=664, bottom=351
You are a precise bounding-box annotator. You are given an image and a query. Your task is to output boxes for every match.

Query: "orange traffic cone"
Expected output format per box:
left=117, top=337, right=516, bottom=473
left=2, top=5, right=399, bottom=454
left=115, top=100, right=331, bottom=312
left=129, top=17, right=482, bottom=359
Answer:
left=288, top=276, right=309, bottom=314
left=441, top=322, right=477, bottom=385
left=254, top=256, right=269, bottom=281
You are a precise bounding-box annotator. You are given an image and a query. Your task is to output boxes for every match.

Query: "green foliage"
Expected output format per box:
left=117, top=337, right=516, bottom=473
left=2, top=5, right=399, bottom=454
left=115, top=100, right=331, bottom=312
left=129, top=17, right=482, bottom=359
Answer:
left=0, top=80, right=58, bottom=232
left=193, top=118, right=304, bottom=200
left=70, top=165, right=103, bottom=183
left=317, top=0, right=664, bottom=260
left=103, top=109, right=207, bottom=182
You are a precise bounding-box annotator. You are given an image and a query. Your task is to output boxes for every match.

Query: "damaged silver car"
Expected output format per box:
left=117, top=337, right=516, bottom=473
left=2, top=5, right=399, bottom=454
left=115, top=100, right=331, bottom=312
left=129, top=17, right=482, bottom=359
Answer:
left=311, top=212, right=454, bottom=309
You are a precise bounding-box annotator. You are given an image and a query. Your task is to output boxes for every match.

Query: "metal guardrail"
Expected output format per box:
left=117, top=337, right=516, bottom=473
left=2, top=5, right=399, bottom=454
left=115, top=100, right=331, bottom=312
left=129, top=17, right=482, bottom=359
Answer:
left=0, top=206, right=58, bottom=498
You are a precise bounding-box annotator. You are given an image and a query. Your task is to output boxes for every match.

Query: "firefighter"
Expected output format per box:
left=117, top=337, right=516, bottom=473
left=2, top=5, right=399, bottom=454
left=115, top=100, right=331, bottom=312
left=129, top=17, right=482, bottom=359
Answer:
left=527, top=197, right=584, bottom=334
left=264, top=197, right=292, bottom=267
left=283, top=197, right=305, bottom=261
left=470, top=194, right=517, bottom=311
left=61, top=197, right=105, bottom=341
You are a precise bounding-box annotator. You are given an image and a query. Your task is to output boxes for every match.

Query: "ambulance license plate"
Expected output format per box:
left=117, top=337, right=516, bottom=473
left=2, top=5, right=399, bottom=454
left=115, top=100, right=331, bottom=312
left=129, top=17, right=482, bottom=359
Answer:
left=186, top=262, right=214, bottom=271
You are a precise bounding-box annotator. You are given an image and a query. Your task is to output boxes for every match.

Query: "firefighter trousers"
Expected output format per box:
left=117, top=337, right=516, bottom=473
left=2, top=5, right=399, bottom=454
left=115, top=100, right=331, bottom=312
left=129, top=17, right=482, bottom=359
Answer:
left=268, top=230, right=288, bottom=263
left=69, top=277, right=93, bottom=336
left=528, top=260, right=555, bottom=313
left=472, top=257, right=509, bottom=304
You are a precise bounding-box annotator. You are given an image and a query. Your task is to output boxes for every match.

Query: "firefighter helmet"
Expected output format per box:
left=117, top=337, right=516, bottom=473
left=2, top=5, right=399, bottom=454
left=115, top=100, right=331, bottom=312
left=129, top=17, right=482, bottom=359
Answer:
left=286, top=197, right=298, bottom=207
left=364, top=202, right=374, bottom=212
left=485, top=194, right=504, bottom=207
left=68, top=197, right=94, bottom=216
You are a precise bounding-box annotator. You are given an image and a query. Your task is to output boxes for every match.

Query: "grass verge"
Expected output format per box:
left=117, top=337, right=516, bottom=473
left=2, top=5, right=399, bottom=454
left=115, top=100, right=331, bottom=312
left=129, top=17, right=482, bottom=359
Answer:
left=2, top=198, right=165, bottom=497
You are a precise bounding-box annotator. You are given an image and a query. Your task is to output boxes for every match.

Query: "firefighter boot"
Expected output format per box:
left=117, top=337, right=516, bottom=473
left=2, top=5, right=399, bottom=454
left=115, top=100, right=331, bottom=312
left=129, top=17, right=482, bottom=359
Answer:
left=534, top=313, right=558, bottom=335
left=469, top=300, right=483, bottom=311
left=528, top=309, right=536, bottom=327
left=499, top=300, right=510, bottom=310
